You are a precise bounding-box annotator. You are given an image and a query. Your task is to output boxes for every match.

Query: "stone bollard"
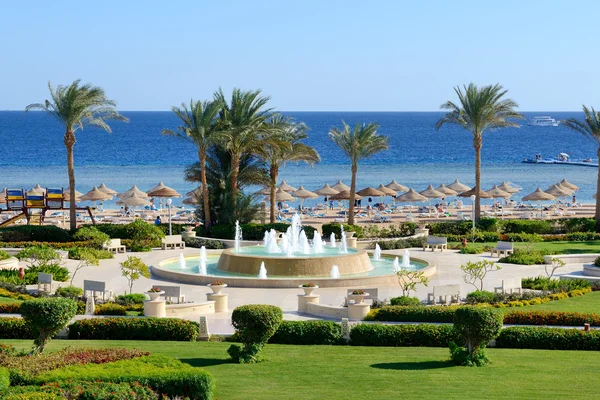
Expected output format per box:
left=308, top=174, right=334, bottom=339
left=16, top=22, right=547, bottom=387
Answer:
left=85, top=296, right=95, bottom=315
left=297, top=294, right=320, bottom=313
left=144, top=298, right=166, bottom=318
left=199, top=316, right=210, bottom=341
left=348, top=303, right=370, bottom=320
left=584, top=323, right=591, bottom=332
left=207, top=293, right=229, bottom=313
left=341, top=318, right=351, bottom=342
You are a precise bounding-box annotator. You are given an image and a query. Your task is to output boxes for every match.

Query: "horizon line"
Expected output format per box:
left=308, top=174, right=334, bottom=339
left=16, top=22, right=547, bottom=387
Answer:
left=1, top=109, right=585, bottom=113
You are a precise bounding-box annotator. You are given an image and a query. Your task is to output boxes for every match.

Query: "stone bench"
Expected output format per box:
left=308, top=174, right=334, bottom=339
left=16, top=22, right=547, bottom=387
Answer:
left=423, top=236, right=447, bottom=251
left=37, top=272, right=54, bottom=293
left=490, top=241, right=514, bottom=257
left=103, top=238, right=126, bottom=254
left=494, top=278, right=522, bottom=295
left=427, top=284, right=460, bottom=305
left=159, top=285, right=185, bottom=303
left=83, top=280, right=112, bottom=301
left=161, top=235, right=185, bottom=250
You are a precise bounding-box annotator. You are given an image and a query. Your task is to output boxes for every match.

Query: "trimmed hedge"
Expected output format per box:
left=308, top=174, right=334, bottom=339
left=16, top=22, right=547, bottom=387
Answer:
left=350, top=323, right=457, bottom=347
left=0, top=226, right=72, bottom=243
left=67, top=317, right=199, bottom=341
left=31, top=355, right=215, bottom=400
left=0, top=367, right=9, bottom=391
left=504, top=310, right=600, bottom=326
left=322, top=223, right=364, bottom=239
left=0, top=303, right=23, bottom=314
left=0, top=317, right=34, bottom=339
left=496, top=327, right=600, bottom=350
left=184, top=237, right=224, bottom=249
left=365, top=306, right=458, bottom=323
left=1, top=382, right=158, bottom=400
left=269, top=320, right=342, bottom=345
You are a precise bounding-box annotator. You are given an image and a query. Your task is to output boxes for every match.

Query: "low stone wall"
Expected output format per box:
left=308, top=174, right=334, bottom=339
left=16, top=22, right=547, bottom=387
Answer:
left=165, top=301, right=215, bottom=317
left=306, top=302, right=348, bottom=319
left=0, top=257, right=19, bottom=270
left=544, top=254, right=599, bottom=264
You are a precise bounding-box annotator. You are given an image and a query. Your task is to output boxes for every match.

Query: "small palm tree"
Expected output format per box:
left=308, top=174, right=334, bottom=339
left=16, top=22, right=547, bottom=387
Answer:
left=162, top=100, right=221, bottom=229
left=260, top=114, right=320, bottom=223
left=562, top=106, right=600, bottom=232
left=329, top=122, right=388, bottom=225
left=213, top=88, right=272, bottom=203
left=26, top=80, right=128, bottom=229
left=435, top=83, right=522, bottom=221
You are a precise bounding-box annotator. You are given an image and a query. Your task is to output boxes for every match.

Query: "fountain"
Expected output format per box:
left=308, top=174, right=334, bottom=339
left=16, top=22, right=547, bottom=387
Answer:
left=329, top=233, right=336, bottom=248
left=393, top=257, right=400, bottom=273
left=330, top=265, right=340, bottom=279
left=258, top=262, right=268, bottom=279
left=199, top=246, right=207, bottom=275
left=234, top=220, right=242, bottom=252
left=178, top=253, right=186, bottom=269
left=373, top=244, right=382, bottom=261
left=264, top=229, right=280, bottom=254
left=339, top=224, right=348, bottom=254
left=402, top=249, right=411, bottom=268
left=299, top=230, right=310, bottom=254
left=313, top=231, right=324, bottom=253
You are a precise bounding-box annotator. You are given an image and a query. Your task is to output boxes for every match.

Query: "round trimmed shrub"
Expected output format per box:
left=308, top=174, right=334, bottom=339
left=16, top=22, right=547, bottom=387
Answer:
left=465, top=290, right=500, bottom=305
left=72, top=226, right=110, bottom=249
left=227, top=304, right=283, bottom=363
left=20, top=297, right=77, bottom=354
left=390, top=296, right=420, bottom=306
left=450, top=306, right=503, bottom=366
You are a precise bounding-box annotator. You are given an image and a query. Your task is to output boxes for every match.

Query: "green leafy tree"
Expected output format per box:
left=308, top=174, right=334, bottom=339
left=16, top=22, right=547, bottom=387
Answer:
left=396, top=269, right=429, bottom=297
left=435, top=83, right=522, bottom=221
left=259, top=114, right=320, bottom=222
left=69, top=248, right=99, bottom=285
left=162, top=99, right=222, bottom=229
left=20, top=297, right=77, bottom=354
left=329, top=121, right=388, bottom=225
left=461, top=260, right=501, bottom=291
left=73, top=226, right=110, bottom=249
left=120, top=256, right=150, bottom=294
left=227, top=304, right=283, bottom=363
left=545, top=257, right=566, bottom=279
left=450, top=307, right=503, bottom=366
left=16, top=246, right=61, bottom=268
left=562, top=106, right=600, bottom=232
left=125, top=219, right=165, bottom=251
left=26, top=80, right=128, bottom=230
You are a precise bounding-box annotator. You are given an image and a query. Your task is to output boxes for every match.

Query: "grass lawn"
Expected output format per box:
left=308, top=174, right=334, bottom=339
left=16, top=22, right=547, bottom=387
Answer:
left=517, top=290, right=600, bottom=314
left=1, top=339, right=599, bottom=400
left=0, top=296, right=21, bottom=304
left=451, top=240, right=600, bottom=255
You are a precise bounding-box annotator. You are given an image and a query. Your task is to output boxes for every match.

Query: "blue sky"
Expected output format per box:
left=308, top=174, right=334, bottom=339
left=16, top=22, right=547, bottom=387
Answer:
left=0, top=0, right=597, bottom=111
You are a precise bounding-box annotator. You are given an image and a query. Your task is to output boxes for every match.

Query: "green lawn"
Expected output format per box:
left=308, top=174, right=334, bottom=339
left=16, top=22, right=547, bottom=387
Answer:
left=517, top=291, right=600, bottom=314
left=0, top=296, right=21, bottom=304
left=1, top=339, right=599, bottom=399
left=452, top=240, right=600, bottom=255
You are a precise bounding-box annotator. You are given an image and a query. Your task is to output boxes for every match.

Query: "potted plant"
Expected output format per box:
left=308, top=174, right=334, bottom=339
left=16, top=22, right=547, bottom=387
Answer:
left=208, top=280, right=227, bottom=294
left=348, top=289, right=369, bottom=304
left=145, top=286, right=164, bottom=301
left=299, top=282, right=318, bottom=295
left=184, top=225, right=194, bottom=233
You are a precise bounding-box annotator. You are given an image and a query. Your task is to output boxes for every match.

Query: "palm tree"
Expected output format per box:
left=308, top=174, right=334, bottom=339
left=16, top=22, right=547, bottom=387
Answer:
left=213, top=88, right=272, bottom=203
left=260, top=114, right=320, bottom=223
left=329, top=122, right=388, bottom=225
left=162, top=99, right=221, bottom=229
left=26, top=80, right=128, bottom=230
left=435, top=83, right=522, bottom=221
left=562, top=106, right=600, bottom=232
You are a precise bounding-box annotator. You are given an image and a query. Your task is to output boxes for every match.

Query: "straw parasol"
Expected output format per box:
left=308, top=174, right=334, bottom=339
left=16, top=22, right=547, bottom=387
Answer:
left=97, top=183, right=117, bottom=196
left=117, top=193, right=151, bottom=208
left=80, top=187, right=113, bottom=202
left=376, top=184, right=397, bottom=196
left=0, top=188, right=6, bottom=204
left=293, top=186, right=318, bottom=208
left=357, top=187, right=385, bottom=197
left=447, top=179, right=471, bottom=193
left=63, top=187, right=83, bottom=202
left=419, top=185, right=445, bottom=199
left=435, top=184, right=458, bottom=196
left=278, top=180, right=297, bottom=193
left=498, top=181, right=520, bottom=194
left=330, top=190, right=362, bottom=201
left=545, top=183, right=573, bottom=197
left=385, top=180, right=408, bottom=192
left=148, top=187, right=181, bottom=198
left=395, top=188, right=428, bottom=210
left=522, top=188, right=555, bottom=202
left=331, top=179, right=350, bottom=192
left=183, top=196, right=198, bottom=205
left=458, top=187, right=493, bottom=199
left=254, top=187, right=270, bottom=196
left=186, top=187, right=202, bottom=197
left=314, top=184, right=339, bottom=199
left=486, top=185, right=510, bottom=199
left=118, top=185, right=149, bottom=199
left=264, top=187, right=296, bottom=202
left=30, top=184, right=45, bottom=194
left=558, top=179, right=579, bottom=191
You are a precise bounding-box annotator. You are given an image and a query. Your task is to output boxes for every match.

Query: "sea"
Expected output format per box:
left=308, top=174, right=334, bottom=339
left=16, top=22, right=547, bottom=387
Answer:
left=0, top=111, right=596, bottom=207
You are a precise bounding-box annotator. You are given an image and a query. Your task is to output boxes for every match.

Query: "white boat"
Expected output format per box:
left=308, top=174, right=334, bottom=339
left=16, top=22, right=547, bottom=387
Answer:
left=528, top=116, right=560, bottom=127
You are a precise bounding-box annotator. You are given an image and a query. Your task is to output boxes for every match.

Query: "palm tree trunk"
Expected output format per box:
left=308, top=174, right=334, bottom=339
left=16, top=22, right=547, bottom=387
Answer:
left=596, top=147, right=600, bottom=233
left=199, top=151, right=211, bottom=229
left=230, top=153, right=240, bottom=206
left=269, top=165, right=278, bottom=223
left=64, top=130, right=77, bottom=231
left=348, top=165, right=357, bottom=225
left=473, top=136, right=482, bottom=222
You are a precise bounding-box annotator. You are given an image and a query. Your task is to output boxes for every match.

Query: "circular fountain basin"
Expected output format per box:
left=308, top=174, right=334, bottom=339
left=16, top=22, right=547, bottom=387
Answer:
left=218, top=247, right=372, bottom=277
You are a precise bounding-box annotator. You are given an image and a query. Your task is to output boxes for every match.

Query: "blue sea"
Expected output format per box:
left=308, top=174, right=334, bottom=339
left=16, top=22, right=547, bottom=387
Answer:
left=0, top=111, right=596, bottom=206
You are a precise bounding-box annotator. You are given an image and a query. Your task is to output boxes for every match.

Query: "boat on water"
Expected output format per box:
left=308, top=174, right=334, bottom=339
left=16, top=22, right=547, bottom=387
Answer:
left=523, top=153, right=598, bottom=167
left=528, top=116, right=560, bottom=126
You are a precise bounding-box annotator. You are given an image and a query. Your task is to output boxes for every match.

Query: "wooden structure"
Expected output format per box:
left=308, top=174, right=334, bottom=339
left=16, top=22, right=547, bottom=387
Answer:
left=0, top=188, right=96, bottom=227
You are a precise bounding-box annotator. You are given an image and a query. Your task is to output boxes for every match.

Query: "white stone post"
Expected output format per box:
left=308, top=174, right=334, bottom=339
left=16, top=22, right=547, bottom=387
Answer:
left=297, top=294, right=320, bottom=313
left=199, top=316, right=210, bottom=341
left=85, top=295, right=95, bottom=315
left=341, top=318, right=351, bottom=341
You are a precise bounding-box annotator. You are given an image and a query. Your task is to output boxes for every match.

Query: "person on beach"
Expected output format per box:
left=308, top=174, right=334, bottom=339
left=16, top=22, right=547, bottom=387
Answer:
left=154, top=215, right=161, bottom=226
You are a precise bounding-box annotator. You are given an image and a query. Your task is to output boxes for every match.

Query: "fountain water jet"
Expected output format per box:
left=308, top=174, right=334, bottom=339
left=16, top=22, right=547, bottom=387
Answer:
left=313, top=231, right=324, bottom=253
left=199, top=246, right=207, bottom=275
left=393, top=257, right=400, bottom=273
left=329, top=233, right=336, bottom=248
left=373, top=244, right=382, bottom=261
left=402, top=249, right=411, bottom=268
left=339, top=224, right=348, bottom=254
left=258, top=262, right=268, bottom=279
left=178, top=253, right=186, bottom=269
left=234, top=220, right=242, bottom=252
left=299, top=230, right=310, bottom=254
left=265, top=229, right=280, bottom=254
left=330, top=265, right=340, bottom=279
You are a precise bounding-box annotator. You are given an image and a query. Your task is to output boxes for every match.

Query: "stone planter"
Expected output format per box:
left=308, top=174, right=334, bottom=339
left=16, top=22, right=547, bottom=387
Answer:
left=348, top=293, right=369, bottom=304
left=145, top=291, right=165, bottom=301
left=345, top=231, right=355, bottom=238
left=299, top=285, right=318, bottom=295
left=208, top=284, right=227, bottom=294
left=415, top=228, right=429, bottom=237
left=182, top=226, right=196, bottom=238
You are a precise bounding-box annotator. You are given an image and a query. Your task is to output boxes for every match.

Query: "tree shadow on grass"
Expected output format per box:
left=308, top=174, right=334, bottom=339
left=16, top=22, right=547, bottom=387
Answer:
left=371, top=360, right=454, bottom=370
left=180, top=358, right=233, bottom=368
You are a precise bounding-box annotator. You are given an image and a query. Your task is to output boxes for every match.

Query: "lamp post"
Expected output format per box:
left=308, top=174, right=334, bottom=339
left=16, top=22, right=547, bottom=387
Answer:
left=167, top=198, right=173, bottom=235
left=470, top=195, right=476, bottom=232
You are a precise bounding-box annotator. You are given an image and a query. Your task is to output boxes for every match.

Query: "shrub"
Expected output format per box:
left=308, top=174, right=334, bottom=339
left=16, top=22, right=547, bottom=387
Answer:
left=496, top=326, right=600, bottom=350
left=350, top=323, right=458, bottom=347
left=557, top=217, right=596, bottom=233
left=115, top=293, right=147, bottom=305
left=461, top=260, right=501, bottom=291
left=0, top=250, right=10, bottom=261
left=595, top=256, right=600, bottom=268
left=0, top=265, right=70, bottom=285
left=16, top=246, right=62, bottom=268
left=0, top=367, right=8, bottom=391
left=1, top=382, right=157, bottom=400
left=268, top=320, right=342, bottom=345
left=501, top=220, right=553, bottom=234
left=0, top=303, right=23, bottom=314
left=68, top=247, right=113, bottom=260
left=30, top=355, right=215, bottom=400
left=321, top=223, right=364, bottom=239
left=450, top=307, right=503, bottom=366
left=427, top=221, right=473, bottom=235
left=0, top=317, right=35, bottom=339
left=0, top=241, right=90, bottom=250
left=0, top=288, right=33, bottom=301
left=20, top=297, right=77, bottom=354
left=67, top=317, right=199, bottom=341
left=465, top=290, right=500, bottom=304
left=372, top=236, right=425, bottom=250
left=498, top=248, right=551, bottom=265
left=184, top=237, right=224, bottom=249
left=390, top=296, right=421, bottom=306
left=365, top=306, right=457, bottom=323
left=504, top=310, right=600, bottom=326
left=54, top=286, right=83, bottom=299
left=94, top=303, right=127, bottom=316
left=125, top=220, right=165, bottom=252
left=521, top=276, right=590, bottom=291
left=458, top=245, right=484, bottom=254
left=0, top=225, right=72, bottom=243
left=228, top=304, right=283, bottom=363
left=72, top=227, right=110, bottom=249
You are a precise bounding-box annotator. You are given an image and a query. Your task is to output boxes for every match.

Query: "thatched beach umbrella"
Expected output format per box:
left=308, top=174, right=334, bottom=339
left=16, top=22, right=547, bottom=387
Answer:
left=314, top=184, right=339, bottom=201
left=357, top=187, right=385, bottom=197
left=293, top=186, right=318, bottom=208
left=186, top=187, right=202, bottom=197
left=97, top=183, right=117, bottom=196
left=545, top=183, right=573, bottom=197
left=486, top=185, right=510, bottom=199
left=80, top=187, right=113, bottom=202
left=522, top=188, right=556, bottom=202
left=376, top=184, right=397, bottom=196
left=447, top=179, right=471, bottom=193
left=435, top=184, right=458, bottom=196
left=263, top=187, right=296, bottom=203
left=117, top=193, right=151, bottom=208
left=118, top=185, right=149, bottom=199
left=183, top=196, right=198, bottom=205
left=385, top=180, right=408, bottom=192
left=558, top=179, right=579, bottom=191
left=330, top=190, right=362, bottom=201
left=0, top=188, right=6, bottom=204
left=419, top=185, right=445, bottom=199
left=63, top=187, right=83, bottom=203
left=395, top=188, right=428, bottom=211
left=458, top=187, right=493, bottom=199
left=498, top=181, right=520, bottom=194
left=331, top=180, right=350, bottom=192
left=254, top=187, right=270, bottom=196
left=278, top=180, right=297, bottom=193
left=149, top=187, right=181, bottom=198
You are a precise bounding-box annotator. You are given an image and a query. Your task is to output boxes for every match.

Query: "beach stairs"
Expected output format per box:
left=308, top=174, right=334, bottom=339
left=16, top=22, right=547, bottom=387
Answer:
left=0, top=212, right=26, bottom=227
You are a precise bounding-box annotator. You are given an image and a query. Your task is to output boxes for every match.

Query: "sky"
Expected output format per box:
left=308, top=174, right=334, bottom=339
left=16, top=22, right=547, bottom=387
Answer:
left=0, top=0, right=598, bottom=111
